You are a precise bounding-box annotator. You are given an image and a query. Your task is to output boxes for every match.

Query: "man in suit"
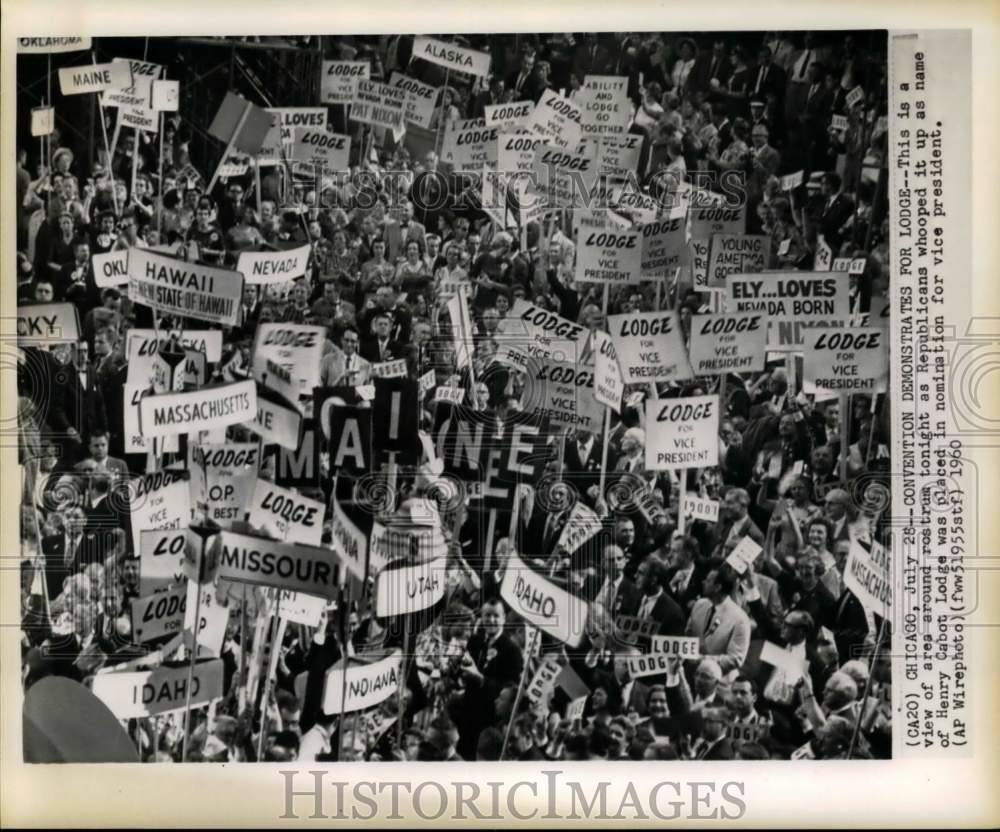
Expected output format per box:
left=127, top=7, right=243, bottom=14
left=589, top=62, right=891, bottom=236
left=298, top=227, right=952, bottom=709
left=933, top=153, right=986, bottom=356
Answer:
left=519, top=498, right=573, bottom=560
left=822, top=488, right=868, bottom=545
left=587, top=544, right=642, bottom=619
left=750, top=46, right=786, bottom=128
left=686, top=567, right=752, bottom=675
left=663, top=534, right=706, bottom=614
left=74, top=431, right=128, bottom=476
left=321, top=327, right=371, bottom=387
left=785, top=32, right=831, bottom=118
left=522, top=60, right=552, bottom=103
left=458, top=599, right=523, bottom=755
left=818, top=171, right=856, bottom=252
left=709, top=487, right=765, bottom=561
left=573, top=34, right=613, bottom=80
left=798, top=61, right=834, bottom=171
left=383, top=198, right=426, bottom=263
left=506, top=50, right=536, bottom=99
left=359, top=286, right=412, bottom=344
left=236, top=284, right=263, bottom=338
left=690, top=706, right=735, bottom=760
left=634, top=555, right=686, bottom=638
left=359, top=313, right=404, bottom=364
left=563, top=429, right=604, bottom=499
left=689, top=38, right=732, bottom=100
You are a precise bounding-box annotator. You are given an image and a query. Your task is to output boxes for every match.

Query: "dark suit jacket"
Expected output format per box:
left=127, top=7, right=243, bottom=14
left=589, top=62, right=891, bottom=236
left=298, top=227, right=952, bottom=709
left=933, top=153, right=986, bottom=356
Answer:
left=506, top=69, right=535, bottom=99
left=360, top=305, right=412, bottom=344
left=819, top=192, right=856, bottom=252
left=697, top=735, right=736, bottom=760
left=359, top=337, right=404, bottom=364
left=467, top=631, right=523, bottom=688
left=638, top=591, right=687, bottom=639
left=664, top=562, right=707, bottom=613
left=519, top=506, right=571, bottom=558
left=749, top=62, right=786, bottom=103
left=563, top=435, right=604, bottom=496
left=830, top=588, right=870, bottom=663
left=689, top=52, right=732, bottom=94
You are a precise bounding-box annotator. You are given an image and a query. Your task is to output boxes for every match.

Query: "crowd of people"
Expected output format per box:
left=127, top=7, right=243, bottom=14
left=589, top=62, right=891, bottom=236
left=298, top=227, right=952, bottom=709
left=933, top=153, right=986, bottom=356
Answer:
left=17, top=30, right=892, bottom=763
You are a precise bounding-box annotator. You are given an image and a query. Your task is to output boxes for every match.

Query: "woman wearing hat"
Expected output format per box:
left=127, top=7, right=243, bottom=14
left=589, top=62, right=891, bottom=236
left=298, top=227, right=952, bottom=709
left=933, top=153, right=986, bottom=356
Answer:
left=670, top=37, right=698, bottom=95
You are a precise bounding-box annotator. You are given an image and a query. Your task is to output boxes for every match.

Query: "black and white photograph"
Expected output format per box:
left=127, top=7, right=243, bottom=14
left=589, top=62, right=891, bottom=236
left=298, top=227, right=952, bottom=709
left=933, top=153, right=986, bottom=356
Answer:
left=3, top=3, right=997, bottom=827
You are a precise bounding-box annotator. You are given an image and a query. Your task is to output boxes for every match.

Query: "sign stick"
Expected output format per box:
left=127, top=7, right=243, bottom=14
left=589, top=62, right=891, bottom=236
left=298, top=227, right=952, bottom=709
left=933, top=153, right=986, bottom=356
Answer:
left=130, top=127, right=140, bottom=204
left=92, top=52, right=120, bottom=216
left=598, top=282, right=612, bottom=504
left=109, top=118, right=122, bottom=161
left=677, top=469, right=687, bottom=536
left=46, top=54, right=52, bottom=191
left=335, top=585, right=351, bottom=761
left=847, top=614, right=888, bottom=759
left=180, top=534, right=206, bottom=763
left=256, top=597, right=285, bottom=761
left=396, top=613, right=410, bottom=748
left=499, top=637, right=534, bottom=759
left=483, top=506, right=497, bottom=573
left=237, top=584, right=249, bottom=713
left=435, top=67, right=452, bottom=157
left=253, top=158, right=263, bottom=218
left=865, top=394, right=880, bottom=466
left=156, top=110, right=165, bottom=241
left=839, top=392, right=850, bottom=483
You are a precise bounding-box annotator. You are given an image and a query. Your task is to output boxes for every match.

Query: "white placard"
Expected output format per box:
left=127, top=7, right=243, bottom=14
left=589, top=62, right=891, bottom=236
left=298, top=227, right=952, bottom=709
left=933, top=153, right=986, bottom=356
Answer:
left=91, top=660, right=223, bottom=719
left=804, top=327, right=889, bottom=394
left=644, top=395, right=720, bottom=471
left=321, top=61, right=370, bottom=105
left=138, top=380, right=256, bottom=438
left=688, top=313, right=767, bottom=376
left=501, top=551, right=589, bottom=646
left=726, top=271, right=851, bottom=322
left=248, top=480, right=325, bottom=546
left=139, top=529, right=187, bottom=596
left=375, top=558, right=447, bottom=617
left=411, top=36, right=491, bottom=77
left=725, top=536, right=763, bottom=575
left=236, top=244, right=311, bottom=285
left=593, top=330, right=625, bottom=412
left=528, top=91, right=583, bottom=150
left=128, top=248, right=244, bottom=326
left=322, top=650, right=403, bottom=714
left=608, top=310, right=693, bottom=384
left=575, top=227, right=642, bottom=284
left=252, top=322, right=325, bottom=395
left=58, top=61, right=131, bottom=95
left=128, top=470, right=191, bottom=557
left=218, top=531, right=339, bottom=600
left=17, top=302, right=80, bottom=343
